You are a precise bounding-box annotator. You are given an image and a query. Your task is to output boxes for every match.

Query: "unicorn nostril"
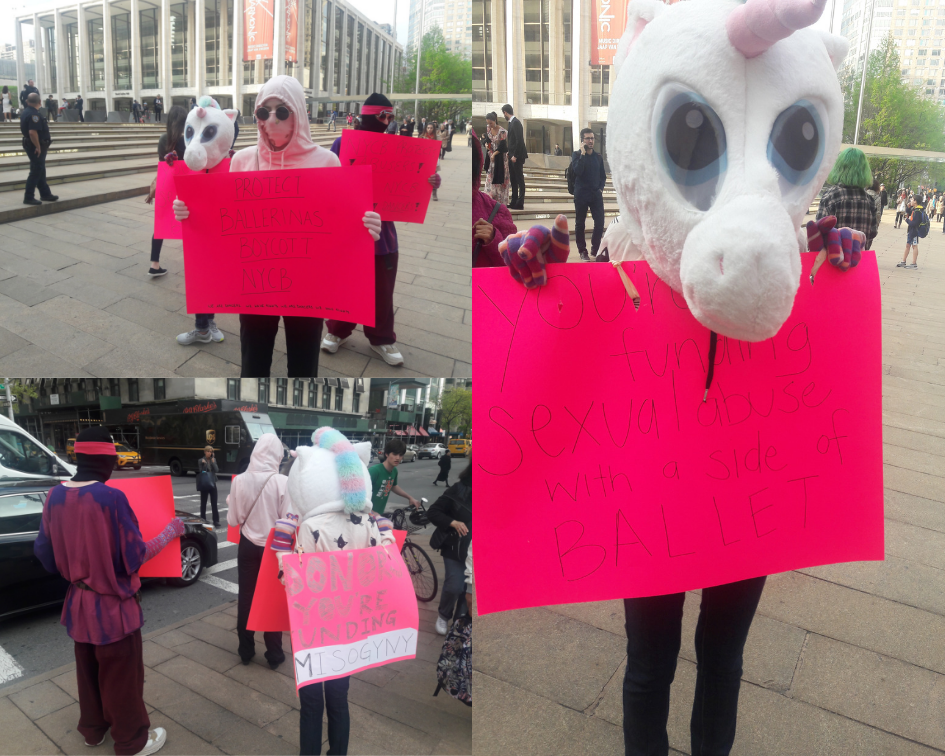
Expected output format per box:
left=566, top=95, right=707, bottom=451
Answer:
left=719, top=257, right=724, bottom=276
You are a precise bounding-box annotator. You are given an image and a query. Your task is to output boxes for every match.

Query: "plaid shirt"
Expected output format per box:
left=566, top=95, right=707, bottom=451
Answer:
left=816, top=184, right=878, bottom=245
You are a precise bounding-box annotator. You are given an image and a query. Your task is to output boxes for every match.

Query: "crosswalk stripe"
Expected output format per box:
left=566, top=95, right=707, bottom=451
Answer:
left=217, top=541, right=236, bottom=550
left=205, top=558, right=238, bottom=575
left=199, top=574, right=239, bottom=594
left=0, top=643, right=24, bottom=684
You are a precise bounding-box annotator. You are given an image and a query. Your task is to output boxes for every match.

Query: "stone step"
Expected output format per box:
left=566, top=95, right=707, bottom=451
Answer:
left=0, top=171, right=154, bottom=224
left=0, top=156, right=158, bottom=193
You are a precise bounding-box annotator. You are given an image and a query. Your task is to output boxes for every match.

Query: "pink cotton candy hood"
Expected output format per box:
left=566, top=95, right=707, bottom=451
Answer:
left=253, top=75, right=321, bottom=169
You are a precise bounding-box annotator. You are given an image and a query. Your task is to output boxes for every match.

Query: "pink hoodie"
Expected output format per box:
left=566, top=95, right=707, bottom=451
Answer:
left=230, top=75, right=340, bottom=172
left=226, top=433, right=292, bottom=547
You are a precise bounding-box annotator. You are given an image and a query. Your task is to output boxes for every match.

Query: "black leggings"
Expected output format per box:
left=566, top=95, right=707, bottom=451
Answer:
left=239, top=314, right=324, bottom=377
left=151, top=235, right=162, bottom=263
left=895, top=211, right=904, bottom=227
left=199, top=487, right=218, bottom=523
left=236, top=534, right=284, bottom=664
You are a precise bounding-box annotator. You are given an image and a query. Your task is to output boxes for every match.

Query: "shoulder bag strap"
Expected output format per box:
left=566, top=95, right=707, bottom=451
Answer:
left=241, top=472, right=278, bottom=528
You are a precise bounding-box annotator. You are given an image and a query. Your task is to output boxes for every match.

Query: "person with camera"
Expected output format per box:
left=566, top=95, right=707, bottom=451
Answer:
left=427, top=460, right=472, bottom=635
left=572, top=127, right=607, bottom=261
left=196, top=445, right=220, bottom=527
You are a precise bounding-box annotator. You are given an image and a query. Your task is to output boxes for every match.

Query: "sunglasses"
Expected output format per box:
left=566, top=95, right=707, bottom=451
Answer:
left=376, top=111, right=395, bottom=122
left=255, top=105, right=292, bottom=121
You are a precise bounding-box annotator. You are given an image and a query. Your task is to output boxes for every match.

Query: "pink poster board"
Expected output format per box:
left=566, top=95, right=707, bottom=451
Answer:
left=282, top=544, right=419, bottom=689
left=472, top=255, right=884, bottom=615
left=153, top=158, right=231, bottom=240
left=339, top=130, right=442, bottom=223
left=247, top=528, right=291, bottom=632
left=107, top=476, right=182, bottom=578
left=174, top=166, right=376, bottom=325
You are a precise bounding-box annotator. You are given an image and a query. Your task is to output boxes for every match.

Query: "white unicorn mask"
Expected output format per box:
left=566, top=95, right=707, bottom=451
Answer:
left=183, top=96, right=238, bottom=172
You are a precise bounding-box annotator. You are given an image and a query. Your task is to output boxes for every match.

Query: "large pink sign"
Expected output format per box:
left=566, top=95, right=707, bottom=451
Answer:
left=472, top=255, right=884, bottom=615
left=282, top=544, right=419, bottom=689
left=154, top=159, right=231, bottom=240
left=174, top=166, right=376, bottom=324
left=107, top=476, right=181, bottom=579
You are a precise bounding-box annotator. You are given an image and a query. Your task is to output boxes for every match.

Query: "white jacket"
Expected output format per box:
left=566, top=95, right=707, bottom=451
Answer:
left=295, top=501, right=395, bottom=554
left=227, top=434, right=291, bottom=547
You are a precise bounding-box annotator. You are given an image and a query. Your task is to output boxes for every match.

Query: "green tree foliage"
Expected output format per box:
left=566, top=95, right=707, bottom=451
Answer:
left=394, top=27, right=472, bottom=125
left=437, top=388, right=472, bottom=438
left=841, top=34, right=945, bottom=191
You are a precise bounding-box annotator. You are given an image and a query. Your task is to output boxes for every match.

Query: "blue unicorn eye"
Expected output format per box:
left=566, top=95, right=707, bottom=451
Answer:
left=200, top=125, right=218, bottom=143
left=768, top=100, right=824, bottom=186
left=185, top=125, right=194, bottom=142
left=656, top=90, right=727, bottom=212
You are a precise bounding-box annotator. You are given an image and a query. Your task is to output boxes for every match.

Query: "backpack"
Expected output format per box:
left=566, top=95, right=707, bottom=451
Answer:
left=433, top=614, right=471, bottom=706
left=917, top=209, right=930, bottom=238
left=565, top=161, right=575, bottom=195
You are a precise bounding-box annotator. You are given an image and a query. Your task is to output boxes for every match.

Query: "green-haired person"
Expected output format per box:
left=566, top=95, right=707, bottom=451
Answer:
left=816, top=147, right=878, bottom=250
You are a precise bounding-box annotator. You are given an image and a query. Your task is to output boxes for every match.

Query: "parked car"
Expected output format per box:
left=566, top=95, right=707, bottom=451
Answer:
left=0, top=478, right=218, bottom=620
left=417, top=443, right=448, bottom=459
left=406, top=444, right=420, bottom=454
left=114, top=443, right=142, bottom=471
left=402, top=447, right=417, bottom=462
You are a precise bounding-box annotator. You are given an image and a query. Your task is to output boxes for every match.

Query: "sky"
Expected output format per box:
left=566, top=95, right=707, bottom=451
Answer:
left=0, top=0, right=411, bottom=47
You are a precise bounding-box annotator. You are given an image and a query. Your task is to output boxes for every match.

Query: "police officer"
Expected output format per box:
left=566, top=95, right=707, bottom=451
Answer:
left=19, top=79, right=39, bottom=110
left=20, top=93, right=58, bottom=206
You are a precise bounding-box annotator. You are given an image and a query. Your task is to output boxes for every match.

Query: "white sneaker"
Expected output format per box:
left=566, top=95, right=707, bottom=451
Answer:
left=435, top=616, right=448, bottom=635
left=207, top=319, right=225, bottom=343
left=133, top=728, right=166, bottom=756
left=84, top=735, right=106, bottom=747
left=371, top=343, right=404, bottom=366
left=320, top=333, right=348, bottom=353
left=177, top=329, right=212, bottom=345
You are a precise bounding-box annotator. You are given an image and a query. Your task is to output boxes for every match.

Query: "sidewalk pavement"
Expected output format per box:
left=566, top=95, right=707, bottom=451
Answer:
left=0, top=150, right=470, bottom=378
left=474, top=207, right=945, bottom=755
left=0, top=600, right=471, bottom=756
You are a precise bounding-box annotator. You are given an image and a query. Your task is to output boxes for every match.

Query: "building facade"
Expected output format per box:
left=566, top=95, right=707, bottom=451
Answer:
left=12, top=0, right=403, bottom=116
left=408, top=0, right=473, bottom=58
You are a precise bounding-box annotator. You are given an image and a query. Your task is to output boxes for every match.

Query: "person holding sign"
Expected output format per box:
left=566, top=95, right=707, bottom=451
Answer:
left=144, top=106, right=188, bottom=279
left=276, top=428, right=397, bottom=756
left=173, top=75, right=384, bottom=377
left=33, top=426, right=185, bottom=756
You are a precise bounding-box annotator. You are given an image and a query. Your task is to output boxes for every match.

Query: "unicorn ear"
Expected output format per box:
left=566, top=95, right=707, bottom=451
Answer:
left=223, top=108, right=238, bottom=123
left=613, top=0, right=666, bottom=78
left=815, top=31, right=849, bottom=72
left=353, top=442, right=371, bottom=468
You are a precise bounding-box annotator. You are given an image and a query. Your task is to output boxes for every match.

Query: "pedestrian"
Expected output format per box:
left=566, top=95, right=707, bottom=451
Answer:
left=898, top=197, right=924, bottom=269
left=427, top=460, right=472, bottom=635
left=173, top=76, right=381, bottom=376
left=2, top=85, right=13, bottom=122
left=472, top=127, right=518, bottom=268
left=385, top=113, right=398, bottom=134
left=132, top=99, right=141, bottom=123
left=879, top=183, right=888, bottom=217
left=33, top=426, right=184, bottom=756
left=44, top=94, right=56, bottom=122
left=408, top=116, right=416, bottom=136
left=321, top=92, right=438, bottom=368
left=19, top=78, right=39, bottom=110
left=76, top=94, right=84, bottom=122
left=190, top=97, right=196, bottom=110
left=815, top=147, right=878, bottom=250
left=144, top=106, right=189, bottom=279
left=554, top=144, right=562, bottom=156
left=432, top=450, right=451, bottom=486
left=484, top=112, right=510, bottom=205
left=226, top=433, right=291, bottom=668
left=328, top=109, right=336, bottom=131
left=419, top=121, right=441, bottom=200
left=572, top=127, right=607, bottom=261
left=143, top=101, right=150, bottom=122
left=399, top=117, right=411, bottom=137
left=438, top=121, right=450, bottom=160
left=276, top=428, right=397, bottom=756
left=865, top=179, right=882, bottom=229
left=895, top=192, right=907, bottom=228
left=231, top=109, right=240, bottom=148
left=926, top=191, right=936, bottom=227
left=197, top=445, right=220, bottom=526
left=346, top=112, right=353, bottom=126
left=502, top=104, right=527, bottom=209
left=446, top=119, right=454, bottom=153
left=153, top=95, right=162, bottom=122
left=20, top=92, right=59, bottom=206
left=366, top=438, right=421, bottom=515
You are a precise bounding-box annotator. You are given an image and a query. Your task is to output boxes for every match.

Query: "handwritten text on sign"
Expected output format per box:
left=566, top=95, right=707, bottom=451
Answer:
left=472, top=256, right=884, bottom=614
left=153, top=159, right=230, bottom=240
left=283, top=544, right=419, bottom=688
left=175, top=166, right=375, bottom=325
left=339, top=130, right=442, bottom=223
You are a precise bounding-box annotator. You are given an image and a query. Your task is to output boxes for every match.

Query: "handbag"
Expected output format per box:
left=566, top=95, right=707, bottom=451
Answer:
left=430, top=526, right=458, bottom=552
left=196, top=462, right=216, bottom=492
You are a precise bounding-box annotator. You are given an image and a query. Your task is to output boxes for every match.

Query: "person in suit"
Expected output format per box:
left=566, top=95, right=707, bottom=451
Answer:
left=502, top=104, right=527, bottom=209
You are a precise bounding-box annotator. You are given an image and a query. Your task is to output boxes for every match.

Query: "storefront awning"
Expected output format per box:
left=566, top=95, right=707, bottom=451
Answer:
left=417, top=427, right=429, bottom=437
left=393, top=429, right=405, bottom=436
left=406, top=426, right=418, bottom=435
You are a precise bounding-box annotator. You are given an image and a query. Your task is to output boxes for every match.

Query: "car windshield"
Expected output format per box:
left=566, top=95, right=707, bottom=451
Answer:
left=245, top=423, right=277, bottom=440
left=115, top=444, right=133, bottom=452
left=420, top=444, right=437, bottom=450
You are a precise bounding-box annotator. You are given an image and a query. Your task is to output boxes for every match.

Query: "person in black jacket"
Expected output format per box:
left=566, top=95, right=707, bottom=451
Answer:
left=502, top=104, right=527, bottom=209
left=197, top=446, right=220, bottom=526
left=432, top=452, right=451, bottom=486
left=427, top=461, right=472, bottom=636
left=572, top=128, right=607, bottom=261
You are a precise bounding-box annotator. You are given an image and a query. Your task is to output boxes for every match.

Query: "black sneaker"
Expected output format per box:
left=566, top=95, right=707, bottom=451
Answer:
left=148, top=267, right=168, bottom=277
left=579, top=251, right=590, bottom=262
left=23, top=198, right=41, bottom=206
left=40, top=194, right=59, bottom=201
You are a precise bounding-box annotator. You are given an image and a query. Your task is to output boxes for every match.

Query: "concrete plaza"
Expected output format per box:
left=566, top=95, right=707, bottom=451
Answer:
left=473, top=208, right=945, bottom=755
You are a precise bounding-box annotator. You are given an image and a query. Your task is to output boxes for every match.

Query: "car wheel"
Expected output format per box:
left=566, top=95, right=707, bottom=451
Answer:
left=169, top=541, right=203, bottom=587
left=133, top=466, right=141, bottom=470
left=169, top=459, right=184, bottom=477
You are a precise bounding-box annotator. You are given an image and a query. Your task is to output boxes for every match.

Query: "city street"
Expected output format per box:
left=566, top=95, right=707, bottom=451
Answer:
left=0, top=456, right=464, bottom=690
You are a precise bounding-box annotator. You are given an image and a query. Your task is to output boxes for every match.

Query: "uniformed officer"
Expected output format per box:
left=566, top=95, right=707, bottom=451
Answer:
left=18, top=79, right=39, bottom=110
left=20, top=93, right=58, bottom=206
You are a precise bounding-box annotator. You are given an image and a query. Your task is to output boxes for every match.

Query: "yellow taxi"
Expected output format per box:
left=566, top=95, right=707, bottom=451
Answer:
left=66, top=438, right=76, bottom=462
left=66, top=438, right=141, bottom=470
left=448, top=438, right=471, bottom=458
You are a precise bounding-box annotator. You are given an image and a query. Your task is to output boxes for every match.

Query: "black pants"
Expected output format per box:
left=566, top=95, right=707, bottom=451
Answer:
left=199, top=486, right=219, bottom=524
left=239, top=315, right=324, bottom=377
left=895, top=211, right=904, bottom=227
left=622, top=576, right=766, bottom=756
left=77, top=109, right=84, bottom=122
left=299, top=677, right=351, bottom=755
left=575, top=195, right=606, bottom=256
left=24, top=146, right=51, bottom=200
left=151, top=235, right=163, bottom=263
left=155, top=109, right=161, bottom=122
left=509, top=159, right=525, bottom=207
left=236, top=534, right=285, bottom=664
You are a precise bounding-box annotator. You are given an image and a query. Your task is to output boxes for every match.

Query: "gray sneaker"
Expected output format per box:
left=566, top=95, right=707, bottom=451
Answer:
left=907, top=263, right=918, bottom=269
left=207, top=319, right=225, bottom=342
left=177, top=329, right=212, bottom=345
left=896, top=261, right=907, bottom=267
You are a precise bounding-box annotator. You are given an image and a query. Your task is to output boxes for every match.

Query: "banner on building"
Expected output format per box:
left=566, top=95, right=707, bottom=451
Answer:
left=591, top=0, right=629, bottom=66
left=244, top=0, right=274, bottom=61
left=285, top=0, right=299, bottom=63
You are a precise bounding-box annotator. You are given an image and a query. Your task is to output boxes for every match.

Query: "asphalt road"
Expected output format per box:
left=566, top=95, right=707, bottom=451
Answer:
left=0, top=455, right=463, bottom=690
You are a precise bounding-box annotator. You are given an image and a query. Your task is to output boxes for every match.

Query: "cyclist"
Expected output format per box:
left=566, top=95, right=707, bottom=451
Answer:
left=369, top=439, right=421, bottom=516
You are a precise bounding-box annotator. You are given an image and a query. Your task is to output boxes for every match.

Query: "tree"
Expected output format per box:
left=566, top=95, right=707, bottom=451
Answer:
left=437, top=388, right=472, bottom=439
left=841, top=34, right=945, bottom=189
left=394, top=27, right=472, bottom=125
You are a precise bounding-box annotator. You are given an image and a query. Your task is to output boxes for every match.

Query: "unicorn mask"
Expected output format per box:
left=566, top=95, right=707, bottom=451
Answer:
left=607, top=0, right=849, bottom=341
left=183, top=96, right=238, bottom=172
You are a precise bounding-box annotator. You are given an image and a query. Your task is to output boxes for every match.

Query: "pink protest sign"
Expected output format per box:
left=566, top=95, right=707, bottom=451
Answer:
left=339, top=130, right=442, bottom=223
left=282, top=544, right=419, bottom=689
left=472, top=254, right=884, bottom=615
left=174, top=166, right=376, bottom=325
left=107, top=476, right=182, bottom=579
left=153, top=159, right=230, bottom=240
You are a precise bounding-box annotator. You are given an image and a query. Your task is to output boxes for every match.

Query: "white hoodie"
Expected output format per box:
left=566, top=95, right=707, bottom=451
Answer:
left=226, top=434, right=291, bottom=547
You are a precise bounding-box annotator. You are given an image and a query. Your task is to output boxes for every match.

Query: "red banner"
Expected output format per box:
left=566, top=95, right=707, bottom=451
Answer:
left=590, top=0, right=629, bottom=66
left=244, top=0, right=274, bottom=61
left=285, top=0, right=299, bottom=63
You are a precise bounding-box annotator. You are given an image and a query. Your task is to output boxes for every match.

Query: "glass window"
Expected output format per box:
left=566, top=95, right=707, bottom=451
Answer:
left=304, top=0, right=314, bottom=88
left=335, top=388, right=343, bottom=411
left=170, top=2, right=189, bottom=88
left=112, top=12, right=132, bottom=90
left=353, top=22, right=363, bottom=96
left=65, top=22, right=79, bottom=92
left=345, top=14, right=354, bottom=95
left=227, top=379, right=240, bottom=400
left=153, top=378, right=166, bottom=400
left=523, top=0, right=550, bottom=105
left=352, top=392, right=360, bottom=413
left=88, top=16, right=105, bottom=92
left=333, top=7, right=344, bottom=92
left=276, top=378, right=287, bottom=405
left=293, top=380, right=303, bottom=406
left=205, top=0, right=221, bottom=87
left=258, top=378, right=269, bottom=403
left=472, top=0, right=492, bottom=102
left=0, top=493, right=47, bottom=534
left=45, top=26, right=57, bottom=93
left=322, top=386, right=331, bottom=409
left=140, top=8, right=160, bottom=88
left=308, top=380, right=316, bottom=407
left=0, top=432, right=55, bottom=478
left=590, top=65, right=610, bottom=107
left=225, top=425, right=240, bottom=444
left=128, top=379, right=139, bottom=402
left=245, top=421, right=277, bottom=440
left=320, top=1, right=331, bottom=91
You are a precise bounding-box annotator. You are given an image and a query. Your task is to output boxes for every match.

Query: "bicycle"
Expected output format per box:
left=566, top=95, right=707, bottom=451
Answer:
left=389, top=498, right=439, bottom=603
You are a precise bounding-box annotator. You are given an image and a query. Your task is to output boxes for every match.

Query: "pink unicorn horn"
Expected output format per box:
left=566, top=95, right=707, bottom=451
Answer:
left=727, top=0, right=828, bottom=58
